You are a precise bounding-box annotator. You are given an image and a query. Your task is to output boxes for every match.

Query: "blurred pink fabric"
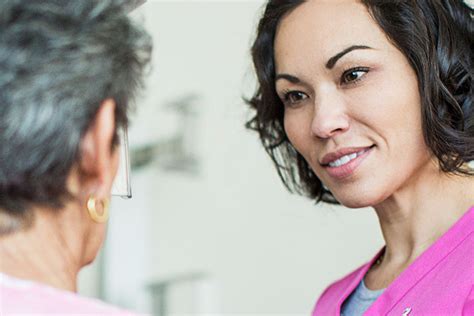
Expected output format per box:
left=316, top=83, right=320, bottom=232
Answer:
left=0, top=273, right=143, bottom=315
left=313, top=206, right=474, bottom=315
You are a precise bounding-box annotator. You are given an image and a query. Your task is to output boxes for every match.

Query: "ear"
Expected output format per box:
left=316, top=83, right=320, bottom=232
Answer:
left=80, top=99, right=119, bottom=196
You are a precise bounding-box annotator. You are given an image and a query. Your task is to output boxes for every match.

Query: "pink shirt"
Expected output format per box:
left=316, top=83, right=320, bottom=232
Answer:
left=313, top=206, right=474, bottom=315
left=0, top=273, right=143, bottom=315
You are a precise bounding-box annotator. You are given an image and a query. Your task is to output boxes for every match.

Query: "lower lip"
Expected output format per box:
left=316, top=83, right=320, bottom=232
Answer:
left=323, top=147, right=373, bottom=180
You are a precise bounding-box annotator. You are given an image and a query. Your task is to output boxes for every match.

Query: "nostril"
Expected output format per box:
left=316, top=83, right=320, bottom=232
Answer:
left=310, top=115, right=350, bottom=139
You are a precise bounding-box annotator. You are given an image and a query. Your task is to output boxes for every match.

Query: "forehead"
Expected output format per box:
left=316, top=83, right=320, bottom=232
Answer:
left=274, top=0, right=389, bottom=72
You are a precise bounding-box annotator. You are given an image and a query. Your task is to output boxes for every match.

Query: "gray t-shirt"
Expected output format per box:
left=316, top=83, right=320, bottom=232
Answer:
left=341, top=279, right=385, bottom=316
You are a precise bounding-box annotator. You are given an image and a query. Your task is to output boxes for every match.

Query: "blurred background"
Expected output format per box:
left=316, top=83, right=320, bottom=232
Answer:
left=78, top=0, right=388, bottom=315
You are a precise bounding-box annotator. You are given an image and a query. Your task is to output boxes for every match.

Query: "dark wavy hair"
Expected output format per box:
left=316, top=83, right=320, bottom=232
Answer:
left=0, top=0, right=152, bottom=232
left=246, top=0, right=474, bottom=204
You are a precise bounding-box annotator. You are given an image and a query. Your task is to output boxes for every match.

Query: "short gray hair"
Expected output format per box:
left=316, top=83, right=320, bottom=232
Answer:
left=0, top=0, right=152, bottom=233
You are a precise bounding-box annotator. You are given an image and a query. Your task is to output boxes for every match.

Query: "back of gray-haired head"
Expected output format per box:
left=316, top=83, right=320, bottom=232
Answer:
left=0, top=0, right=152, bottom=233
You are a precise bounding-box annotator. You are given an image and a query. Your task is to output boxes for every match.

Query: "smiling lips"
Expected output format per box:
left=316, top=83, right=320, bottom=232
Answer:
left=321, top=146, right=374, bottom=179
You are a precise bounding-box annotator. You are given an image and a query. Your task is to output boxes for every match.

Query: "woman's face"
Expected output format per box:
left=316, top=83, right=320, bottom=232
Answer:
left=274, top=0, right=432, bottom=208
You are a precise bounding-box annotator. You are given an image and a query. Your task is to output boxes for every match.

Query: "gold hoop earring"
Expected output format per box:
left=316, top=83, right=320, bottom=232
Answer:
left=86, top=196, right=110, bottom=223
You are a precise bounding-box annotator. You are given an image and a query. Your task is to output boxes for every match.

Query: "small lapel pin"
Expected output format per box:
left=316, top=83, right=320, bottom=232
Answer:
left=402, top=307, right=412, bottom=315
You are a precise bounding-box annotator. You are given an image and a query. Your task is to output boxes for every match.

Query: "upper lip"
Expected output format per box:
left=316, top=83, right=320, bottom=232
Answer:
left=320, top=146, right=373, bottom=166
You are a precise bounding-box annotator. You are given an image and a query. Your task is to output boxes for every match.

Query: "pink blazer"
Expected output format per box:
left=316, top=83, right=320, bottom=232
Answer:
left=0, top=273, right=142, bottom=315
left=313, top=206, right=474, bottom=316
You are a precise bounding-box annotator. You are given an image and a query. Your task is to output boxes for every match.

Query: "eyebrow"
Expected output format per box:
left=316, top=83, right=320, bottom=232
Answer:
left=325, top=45, right=372, bottom=69
left=275, top=73, right=300, bottom=84
left=275, top=45, right=373, bottom=84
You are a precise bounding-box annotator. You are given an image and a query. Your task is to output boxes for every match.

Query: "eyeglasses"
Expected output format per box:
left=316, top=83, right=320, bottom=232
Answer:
left=111, top=0, right=147, bottom=199
left=111, top=126, right=132, bottom=199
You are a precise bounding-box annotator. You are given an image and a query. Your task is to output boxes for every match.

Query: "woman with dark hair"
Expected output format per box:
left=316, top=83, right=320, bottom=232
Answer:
left=0, top=0, right=151, bottom=313
left=247, top=0, right=473, bottom=314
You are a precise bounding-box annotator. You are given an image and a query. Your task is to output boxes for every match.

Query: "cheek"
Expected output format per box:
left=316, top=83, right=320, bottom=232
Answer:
left=351, top=65, right=424, bottom=149
left=283, top=109, right=313, bottom=158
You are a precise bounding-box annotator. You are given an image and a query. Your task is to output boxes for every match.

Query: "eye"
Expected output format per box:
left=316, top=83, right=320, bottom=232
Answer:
left=341, top=67, right=369, bottom=85
left=282, top=90, right=309, bottom=106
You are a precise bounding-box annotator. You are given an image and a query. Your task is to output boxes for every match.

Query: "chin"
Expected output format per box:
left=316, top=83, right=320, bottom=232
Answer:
left=82, top=245, right=101, bottom=267
left=81, top=234, right=105, bottom=267
left=337, top=198, right=372, bottom=209
left=331, top=187, right=390, bottom=209
left=82, top=256, right=96, bottom=267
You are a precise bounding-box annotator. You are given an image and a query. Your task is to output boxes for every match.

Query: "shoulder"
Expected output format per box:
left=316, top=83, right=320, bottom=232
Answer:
left=0, top=277, right=139, bottom=315
left=312, top=264, right=367, bottom=315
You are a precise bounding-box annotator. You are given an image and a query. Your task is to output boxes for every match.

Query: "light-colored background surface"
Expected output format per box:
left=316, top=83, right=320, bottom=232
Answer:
left=78, top=0, right=407, bottom=314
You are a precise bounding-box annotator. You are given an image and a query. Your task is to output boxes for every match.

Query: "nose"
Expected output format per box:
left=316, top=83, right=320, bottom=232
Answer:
left=310, top=90, right=350, bottom=139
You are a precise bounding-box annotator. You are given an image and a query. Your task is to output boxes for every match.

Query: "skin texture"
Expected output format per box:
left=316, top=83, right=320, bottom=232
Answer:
left=0, top=99, right=119, bottom=292
left=274, top=0, right=474, bottom=289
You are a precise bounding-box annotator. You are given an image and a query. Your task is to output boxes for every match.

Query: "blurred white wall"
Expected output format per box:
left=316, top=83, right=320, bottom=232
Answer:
left=80, top=1, right=383, bottom=314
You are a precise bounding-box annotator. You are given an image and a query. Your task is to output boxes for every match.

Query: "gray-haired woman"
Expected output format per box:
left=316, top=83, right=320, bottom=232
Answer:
left=0, top=0, right=151, bottom=313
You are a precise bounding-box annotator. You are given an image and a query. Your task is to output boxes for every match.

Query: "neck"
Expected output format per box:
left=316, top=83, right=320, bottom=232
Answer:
left=0, top=207, right=88, bottom=292
left=373, top=162, right=474, bottom=266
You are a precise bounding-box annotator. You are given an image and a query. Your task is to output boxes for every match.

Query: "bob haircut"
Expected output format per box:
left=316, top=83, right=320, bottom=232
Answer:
left=0, top=0, right=151, bottom=232
left=246, top=0, right=474, bottom=204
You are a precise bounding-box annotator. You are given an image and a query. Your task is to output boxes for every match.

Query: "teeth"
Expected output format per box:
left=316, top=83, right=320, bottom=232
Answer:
left=328, top=151, right=362, bottom=168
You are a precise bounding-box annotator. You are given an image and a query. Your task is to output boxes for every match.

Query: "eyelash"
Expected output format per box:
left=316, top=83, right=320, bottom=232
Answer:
left=340, top=66, right=370, bottom=85
left=282, top=89, right=308, bottom=106
left=280, top=66, right=370, bottom=107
